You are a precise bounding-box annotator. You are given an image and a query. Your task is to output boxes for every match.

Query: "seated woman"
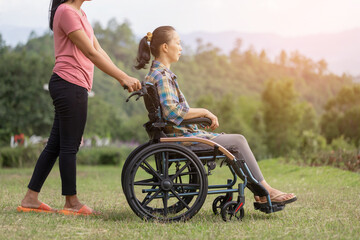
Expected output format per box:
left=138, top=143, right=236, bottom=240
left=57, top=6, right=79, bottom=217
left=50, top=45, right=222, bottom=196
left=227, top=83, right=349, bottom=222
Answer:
left=134, top=26, right=297, bottom=205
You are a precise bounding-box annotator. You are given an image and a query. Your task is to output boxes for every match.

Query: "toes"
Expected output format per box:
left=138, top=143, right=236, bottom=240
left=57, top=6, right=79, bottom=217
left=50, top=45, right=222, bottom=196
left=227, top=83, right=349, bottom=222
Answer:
left=282, top=193, right=295, bottom=201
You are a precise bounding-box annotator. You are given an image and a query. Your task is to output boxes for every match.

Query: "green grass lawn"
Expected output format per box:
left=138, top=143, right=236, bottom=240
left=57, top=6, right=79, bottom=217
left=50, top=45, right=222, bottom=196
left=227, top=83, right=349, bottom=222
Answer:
left=0, top=159, right=359, bottom=240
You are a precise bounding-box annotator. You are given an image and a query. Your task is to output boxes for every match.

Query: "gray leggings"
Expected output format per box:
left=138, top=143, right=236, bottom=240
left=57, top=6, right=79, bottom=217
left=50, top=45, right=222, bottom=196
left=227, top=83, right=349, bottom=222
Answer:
left=191, top=134, right=264, bottom=182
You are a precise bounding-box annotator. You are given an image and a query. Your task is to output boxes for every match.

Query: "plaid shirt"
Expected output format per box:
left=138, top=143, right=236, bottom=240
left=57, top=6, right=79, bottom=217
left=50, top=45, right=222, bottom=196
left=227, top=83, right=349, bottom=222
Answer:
left=145, top=60, right=218, bottom=140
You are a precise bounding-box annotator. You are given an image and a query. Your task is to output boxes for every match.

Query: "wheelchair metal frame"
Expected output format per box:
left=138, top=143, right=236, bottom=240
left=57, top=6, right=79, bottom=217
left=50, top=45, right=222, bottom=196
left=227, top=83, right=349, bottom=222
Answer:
left=121, top=82, right=285, bottom=222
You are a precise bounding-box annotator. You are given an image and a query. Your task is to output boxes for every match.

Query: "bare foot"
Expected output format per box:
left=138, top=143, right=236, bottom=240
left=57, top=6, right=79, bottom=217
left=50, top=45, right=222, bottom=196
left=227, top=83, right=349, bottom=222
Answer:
left=255, top=180, right=296, bottom=204
left=63, top=195, right=101, bottom=214
left=256, top=188, right=296, bottom=203
left=64, top=195, right=83, bottom=210
left=268, top=188, right=296, bottom=202
left=20, top=189, right=42, bottom=208
left=254, top=196, right=261, bottom=202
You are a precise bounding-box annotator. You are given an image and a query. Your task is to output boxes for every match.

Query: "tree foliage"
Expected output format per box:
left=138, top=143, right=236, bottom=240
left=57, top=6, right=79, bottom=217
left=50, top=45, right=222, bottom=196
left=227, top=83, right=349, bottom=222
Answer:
left=0, top=34, right=53, bottom=143
left=262, top=78, right=303, bottom=157
left=321, top=85, right=360, bottom=147
left=0, top=20, right=358, bottom=159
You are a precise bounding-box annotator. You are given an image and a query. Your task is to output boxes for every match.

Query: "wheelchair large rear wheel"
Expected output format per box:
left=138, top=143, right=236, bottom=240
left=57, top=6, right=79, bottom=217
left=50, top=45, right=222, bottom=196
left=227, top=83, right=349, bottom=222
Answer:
left=121, top=142, right=150, bottom=191
left=123, top=143, right=208, bottom=222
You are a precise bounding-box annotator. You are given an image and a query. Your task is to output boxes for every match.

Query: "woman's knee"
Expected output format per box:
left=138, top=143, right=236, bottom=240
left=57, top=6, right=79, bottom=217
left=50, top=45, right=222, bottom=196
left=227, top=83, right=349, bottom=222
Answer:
left=233, top=134, right=248, bottom=145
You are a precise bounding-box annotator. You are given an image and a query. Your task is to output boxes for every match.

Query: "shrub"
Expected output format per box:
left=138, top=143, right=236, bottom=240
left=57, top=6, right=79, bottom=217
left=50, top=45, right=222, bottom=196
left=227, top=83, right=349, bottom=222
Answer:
left=0, top=145, right=43, bottom=168
left=0, top=145, right=137, bottom=168
left=286, top=133, right=360, bottom=172
left=330, top=136, right=354, bottom=151
left=76, top=146, right=135, bottom=166
left=314, top=149, right=360, bottom=172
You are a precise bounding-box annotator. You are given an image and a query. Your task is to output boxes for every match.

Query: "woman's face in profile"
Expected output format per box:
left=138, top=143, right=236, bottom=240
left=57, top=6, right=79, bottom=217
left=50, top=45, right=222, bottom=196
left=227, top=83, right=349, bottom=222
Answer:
left=166, top=31, right=182, bottom=63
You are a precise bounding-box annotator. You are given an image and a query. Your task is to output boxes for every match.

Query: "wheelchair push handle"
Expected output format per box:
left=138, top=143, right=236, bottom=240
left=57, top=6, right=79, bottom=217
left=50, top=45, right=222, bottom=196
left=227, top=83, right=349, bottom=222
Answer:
left=125, top=81, right=148, bottom=102
left=123, top=81, right=144, bottom=91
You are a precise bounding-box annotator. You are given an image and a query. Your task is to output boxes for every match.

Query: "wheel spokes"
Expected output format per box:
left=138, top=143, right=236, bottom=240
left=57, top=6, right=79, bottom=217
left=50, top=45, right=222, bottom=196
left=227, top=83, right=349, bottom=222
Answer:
left=162, top=152, right=169, bottom=178
left=162, top=191, right=168, bottom=216
left=129, top=145, right=208, bottom=221
left=140, top=186, right=157, bottom=206
left=134, top=178, right=160, bottom=186
left=142, top=160, right=162, bottom=180
left=142, top=188, right=162, bottom=208
left=170, top=189, right=191, bottom=210
left=170, top=161, right=191, bottom=181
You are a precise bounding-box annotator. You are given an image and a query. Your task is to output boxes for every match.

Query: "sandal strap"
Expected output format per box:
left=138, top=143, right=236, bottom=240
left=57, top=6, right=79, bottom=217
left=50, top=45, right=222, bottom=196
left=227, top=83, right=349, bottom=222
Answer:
left=271, top=193, right=295, bottom=201
left=38, top=202, right=53, bottom=211
left=78, top=205, right=94, bottom=214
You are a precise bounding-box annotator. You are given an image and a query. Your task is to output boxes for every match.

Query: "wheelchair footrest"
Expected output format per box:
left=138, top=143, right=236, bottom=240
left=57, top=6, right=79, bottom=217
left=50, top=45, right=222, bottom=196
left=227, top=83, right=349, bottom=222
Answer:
left=253, top=202, right=286, bottom=214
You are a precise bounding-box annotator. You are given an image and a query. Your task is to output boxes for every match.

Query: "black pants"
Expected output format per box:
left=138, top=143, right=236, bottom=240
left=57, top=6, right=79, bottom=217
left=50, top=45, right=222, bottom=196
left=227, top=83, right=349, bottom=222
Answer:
left=28, top=73, right=88, bottom=195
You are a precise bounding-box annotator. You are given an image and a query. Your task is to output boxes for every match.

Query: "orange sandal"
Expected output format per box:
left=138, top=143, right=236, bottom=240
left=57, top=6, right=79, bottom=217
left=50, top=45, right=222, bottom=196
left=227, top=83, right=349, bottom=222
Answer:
left=59, top=205, right=99, bottom=216
left=17, top=202, right=57, bottom=213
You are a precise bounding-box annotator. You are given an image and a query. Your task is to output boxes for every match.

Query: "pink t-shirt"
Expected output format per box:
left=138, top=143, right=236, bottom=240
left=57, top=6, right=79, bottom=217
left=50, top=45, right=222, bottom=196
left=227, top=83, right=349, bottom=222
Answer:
left=53, top=4, right=94, bottom=91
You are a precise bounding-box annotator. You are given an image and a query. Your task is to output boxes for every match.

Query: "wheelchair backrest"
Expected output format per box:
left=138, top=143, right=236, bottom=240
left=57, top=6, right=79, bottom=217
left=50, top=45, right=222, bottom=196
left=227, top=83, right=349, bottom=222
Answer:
left=141, top=83, right=168, bottom=140
left=125, top=82, right=167, bottom=140
left=143, top=83, right=162, bottom=123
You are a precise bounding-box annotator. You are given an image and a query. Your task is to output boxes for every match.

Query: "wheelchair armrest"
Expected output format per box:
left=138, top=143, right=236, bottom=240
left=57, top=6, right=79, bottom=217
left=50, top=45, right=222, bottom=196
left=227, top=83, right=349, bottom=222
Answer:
left=179, top=117, right=212, bottom=126
left=166, top=117, right=211, bottom=127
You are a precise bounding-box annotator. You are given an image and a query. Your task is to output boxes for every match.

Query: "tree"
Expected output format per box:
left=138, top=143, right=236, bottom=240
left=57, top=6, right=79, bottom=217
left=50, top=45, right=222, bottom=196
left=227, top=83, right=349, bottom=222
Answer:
left=0, top=34, right=8, bottom=54
left=0, top=48, right=53, bottom=144
left=262, top=78, right=302, bottom=157
left=85, top=97, right=118, bottom=138
left=277, top=50, right=288, bottom=67
left=317, top=59, right=328, bottom=76
left=320, top=85, right=360, bottom=147
left=0, top=19, right=356, bottom=150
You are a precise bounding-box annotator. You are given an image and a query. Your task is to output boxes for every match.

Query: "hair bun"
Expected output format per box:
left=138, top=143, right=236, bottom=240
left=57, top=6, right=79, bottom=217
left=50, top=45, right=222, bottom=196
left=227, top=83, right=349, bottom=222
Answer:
left=146, top=32, right=152, bottom=42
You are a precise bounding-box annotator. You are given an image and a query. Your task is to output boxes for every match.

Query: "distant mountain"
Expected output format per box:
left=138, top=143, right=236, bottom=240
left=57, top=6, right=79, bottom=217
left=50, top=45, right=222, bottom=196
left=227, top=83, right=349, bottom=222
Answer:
left=181, top=28, right=360, bottom=76
left=1, top=25, right=359, bottom=77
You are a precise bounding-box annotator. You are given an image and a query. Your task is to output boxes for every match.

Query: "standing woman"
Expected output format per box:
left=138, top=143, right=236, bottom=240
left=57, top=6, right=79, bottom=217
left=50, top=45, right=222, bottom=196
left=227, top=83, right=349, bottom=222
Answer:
left=17, top=0, right=141, bottom=215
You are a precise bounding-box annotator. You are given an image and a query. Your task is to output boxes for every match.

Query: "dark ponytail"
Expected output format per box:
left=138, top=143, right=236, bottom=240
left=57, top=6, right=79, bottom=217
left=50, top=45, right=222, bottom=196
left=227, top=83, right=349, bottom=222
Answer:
left=134, top=26, right=175, bottom=70
left=49, top=0, right=70, bottom=31
left=134, top=36, right=151, bottom=70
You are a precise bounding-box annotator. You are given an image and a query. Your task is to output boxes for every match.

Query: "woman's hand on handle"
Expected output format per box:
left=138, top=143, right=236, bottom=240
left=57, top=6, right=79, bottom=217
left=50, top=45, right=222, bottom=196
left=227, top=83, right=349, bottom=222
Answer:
left=122, top=76, right=141, bottom=92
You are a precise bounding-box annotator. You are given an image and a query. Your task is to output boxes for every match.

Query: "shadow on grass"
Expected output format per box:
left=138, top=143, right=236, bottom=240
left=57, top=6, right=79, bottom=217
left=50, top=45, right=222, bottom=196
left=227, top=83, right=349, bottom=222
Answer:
left=247, top=212, right=279, bottom=221
left=96, top=209, right=140, bottom=222
left=93, top=208, right=278, bottom=223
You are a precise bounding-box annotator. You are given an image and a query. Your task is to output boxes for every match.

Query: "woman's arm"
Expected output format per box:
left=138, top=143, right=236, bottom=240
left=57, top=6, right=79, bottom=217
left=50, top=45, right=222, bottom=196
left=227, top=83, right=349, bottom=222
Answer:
left=68, top=29, right=141, bottom=92
left=93, top=36, right=112, bottom=62
left=184, top=108, right=219, bottom=130
left=154, top=72, right=219, bottom=130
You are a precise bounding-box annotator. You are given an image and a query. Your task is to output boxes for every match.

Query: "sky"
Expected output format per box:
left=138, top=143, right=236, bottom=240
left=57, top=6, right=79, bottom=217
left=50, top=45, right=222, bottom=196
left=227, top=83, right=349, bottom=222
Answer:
left=0, top=0, right=360, bottom=37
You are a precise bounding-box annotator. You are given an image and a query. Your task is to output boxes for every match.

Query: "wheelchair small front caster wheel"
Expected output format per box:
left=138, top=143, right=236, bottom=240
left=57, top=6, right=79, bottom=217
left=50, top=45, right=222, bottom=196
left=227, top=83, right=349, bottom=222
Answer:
left=221, top=201, right=244, bottom=222
left=212, top=196, right=228, bottom=215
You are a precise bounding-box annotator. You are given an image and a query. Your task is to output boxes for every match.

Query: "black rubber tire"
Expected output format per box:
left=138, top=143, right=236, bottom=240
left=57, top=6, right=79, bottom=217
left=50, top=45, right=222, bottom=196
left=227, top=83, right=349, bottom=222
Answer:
left=123, top=143, right=208, bottom=222
left=212, top=196, right=227, bottom=215
left=121, top=142, right=150, bottom=192
left=221, top=201, right=245, bottom=222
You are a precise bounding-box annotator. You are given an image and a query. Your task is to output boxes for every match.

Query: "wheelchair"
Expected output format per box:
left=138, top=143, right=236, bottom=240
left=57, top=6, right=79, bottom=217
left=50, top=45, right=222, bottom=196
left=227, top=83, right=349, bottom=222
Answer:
left=121, top=82, right=285, bottom=222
